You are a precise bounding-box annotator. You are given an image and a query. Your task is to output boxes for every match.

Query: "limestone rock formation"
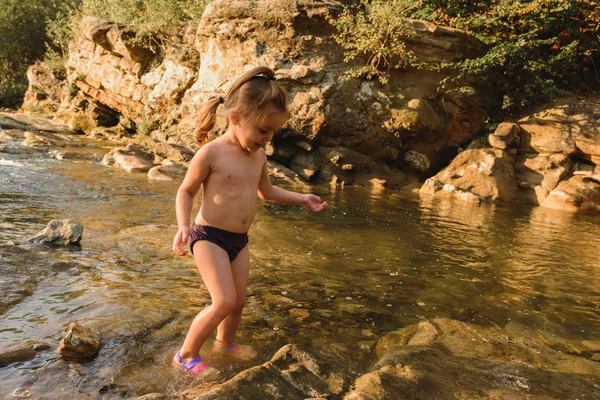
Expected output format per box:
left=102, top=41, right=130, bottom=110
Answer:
left=45, top=0, right=489, bottom=187
left=22, top=63, right=65, bottom=112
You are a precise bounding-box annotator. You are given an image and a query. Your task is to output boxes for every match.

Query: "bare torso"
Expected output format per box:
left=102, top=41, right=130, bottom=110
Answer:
left=194, top=136, right=265, bottom=233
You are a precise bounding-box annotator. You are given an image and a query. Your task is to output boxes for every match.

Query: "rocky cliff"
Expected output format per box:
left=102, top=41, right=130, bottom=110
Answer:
left=24, top=0, right=489, bottom=185
left=20, top=0, right=600, bottom=213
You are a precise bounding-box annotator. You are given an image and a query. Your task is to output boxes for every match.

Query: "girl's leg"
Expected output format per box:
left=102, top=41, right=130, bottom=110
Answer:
left=178, top=241, right=237, bottom=361
left=215, top=245, right=249, bottom=345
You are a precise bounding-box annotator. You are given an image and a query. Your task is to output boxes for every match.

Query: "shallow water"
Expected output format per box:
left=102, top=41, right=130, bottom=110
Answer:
left=1, top=141, right=600, bottom=398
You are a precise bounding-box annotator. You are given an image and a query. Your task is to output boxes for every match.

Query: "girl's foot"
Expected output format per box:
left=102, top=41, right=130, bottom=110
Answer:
left=172, top=350, right=220, bottom=379
left=213, top=340, right=257, bottom=359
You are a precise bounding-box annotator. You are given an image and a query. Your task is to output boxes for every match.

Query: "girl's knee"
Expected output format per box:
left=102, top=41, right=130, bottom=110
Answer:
left=212, top=298, right=237, bottom=316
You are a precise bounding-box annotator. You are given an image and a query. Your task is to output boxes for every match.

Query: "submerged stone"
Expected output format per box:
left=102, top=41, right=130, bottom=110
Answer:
left=56, top=322, right=101, bottom=360
left=27, top=219, right=83, bottom=246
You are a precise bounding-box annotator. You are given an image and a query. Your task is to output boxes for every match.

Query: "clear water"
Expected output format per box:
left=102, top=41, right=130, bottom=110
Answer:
left=1, top=141, right=599, bottom=398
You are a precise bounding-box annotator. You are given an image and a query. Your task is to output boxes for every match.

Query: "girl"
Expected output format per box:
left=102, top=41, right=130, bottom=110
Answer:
left=172, top=66, right=327, bottom=377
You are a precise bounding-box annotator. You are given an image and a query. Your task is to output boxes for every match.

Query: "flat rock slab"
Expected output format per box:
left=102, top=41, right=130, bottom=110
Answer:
left=0, top=341, right=51, bottom=367
left=0, top=112, right=74, bottom=134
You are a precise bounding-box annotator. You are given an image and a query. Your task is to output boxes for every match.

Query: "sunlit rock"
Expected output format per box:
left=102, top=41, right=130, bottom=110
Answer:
left=419, top=148, right=522, bottom=203
left=22, top=131, right=82, bottom=148
left=541, top=174, right=600, bottom=212
left=21, top=63, right=65, bottom=112
left=488, top=122, right=519, bottom=150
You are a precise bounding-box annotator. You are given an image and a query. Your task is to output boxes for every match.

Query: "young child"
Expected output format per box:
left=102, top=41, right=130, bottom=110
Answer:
left=172, top=66, right=327, bottom=377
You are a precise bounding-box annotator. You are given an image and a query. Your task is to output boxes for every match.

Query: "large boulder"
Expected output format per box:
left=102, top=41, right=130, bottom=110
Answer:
left=419, top=148, right=522, bottom=203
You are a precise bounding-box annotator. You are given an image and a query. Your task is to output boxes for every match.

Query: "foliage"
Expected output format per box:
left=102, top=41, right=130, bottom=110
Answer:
left=77, top=0, right=210, bottom=42
left=328, top=0, right=418, bottom=85
left=0, top=0, right=76, bottom=107
left=331, top=0, right=600, bottom=114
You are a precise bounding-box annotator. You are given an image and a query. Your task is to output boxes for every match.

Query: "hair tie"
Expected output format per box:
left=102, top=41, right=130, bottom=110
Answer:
left=218, top=97, right=224, bottom=104
left=267, top=75, right=276, bottom=81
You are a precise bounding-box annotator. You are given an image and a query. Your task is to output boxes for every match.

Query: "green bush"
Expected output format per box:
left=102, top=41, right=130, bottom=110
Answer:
left=330, top=0, right=600, bottom=114
left=329, top=0, right=418, bottom=85
left=0, top=0, right=76, bottom=107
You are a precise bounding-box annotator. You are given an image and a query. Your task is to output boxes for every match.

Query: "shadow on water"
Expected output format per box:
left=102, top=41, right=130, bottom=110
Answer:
left=0, top=147, right=599, bottom=398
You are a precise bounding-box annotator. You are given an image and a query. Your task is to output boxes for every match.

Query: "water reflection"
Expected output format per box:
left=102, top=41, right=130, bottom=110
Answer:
left=0, top=150, right=599, bottom=398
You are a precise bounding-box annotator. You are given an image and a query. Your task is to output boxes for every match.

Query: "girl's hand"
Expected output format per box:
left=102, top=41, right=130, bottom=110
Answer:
left=173, top=227, right=190, bottom=256
left=302, top=194, right=327, bottom=212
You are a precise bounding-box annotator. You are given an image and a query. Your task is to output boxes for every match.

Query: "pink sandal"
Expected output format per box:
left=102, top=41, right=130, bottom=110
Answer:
left=173, top=350, right=220, bottom=378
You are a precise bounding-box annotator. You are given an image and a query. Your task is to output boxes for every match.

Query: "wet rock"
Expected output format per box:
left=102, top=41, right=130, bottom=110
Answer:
left=181, top=344, right=332, bottom=399
left=346, top=318, right=600, bottom=400
left=290, top=152, right=319, bottom=181
left=267, top=161, right=303, bottom=185
left=0, top=340, right=51, bottom=367
left=27, top=219, right=83, bottom=246
left=102, top=143, right=155, bottom=172
left=56, top=322, right=101, bottom=359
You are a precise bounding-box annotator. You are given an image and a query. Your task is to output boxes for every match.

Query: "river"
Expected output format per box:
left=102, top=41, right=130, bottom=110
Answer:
left=1, top=136, right=599, bottom=398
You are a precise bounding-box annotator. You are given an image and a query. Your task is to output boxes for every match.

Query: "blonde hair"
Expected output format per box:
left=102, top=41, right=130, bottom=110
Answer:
left=195, top=66, right=289, bottom=144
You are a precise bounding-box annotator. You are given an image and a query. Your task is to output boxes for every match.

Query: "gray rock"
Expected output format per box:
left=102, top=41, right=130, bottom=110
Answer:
left=27, top=219, right=83, bottom=246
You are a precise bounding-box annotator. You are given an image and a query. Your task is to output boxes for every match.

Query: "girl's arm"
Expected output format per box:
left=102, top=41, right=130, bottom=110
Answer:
left=257, top=158, right=327, bottom=212
left=173, top=146, right=212, bottom=256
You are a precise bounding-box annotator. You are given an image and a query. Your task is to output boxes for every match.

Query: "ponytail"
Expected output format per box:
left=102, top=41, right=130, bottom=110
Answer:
left=195, top=66, right=287, bottom=145
left=195, top=97, right=222, bottom=144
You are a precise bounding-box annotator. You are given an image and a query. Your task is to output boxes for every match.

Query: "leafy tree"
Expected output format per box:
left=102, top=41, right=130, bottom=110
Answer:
left=0, top=0, right=75, bottom=107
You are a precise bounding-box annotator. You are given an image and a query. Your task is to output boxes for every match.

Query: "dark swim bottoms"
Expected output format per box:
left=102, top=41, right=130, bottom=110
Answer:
left=189, top=224, right=249, bottom=262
